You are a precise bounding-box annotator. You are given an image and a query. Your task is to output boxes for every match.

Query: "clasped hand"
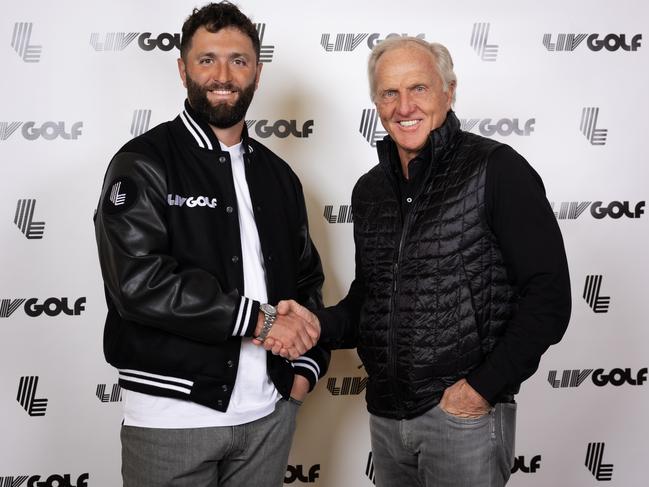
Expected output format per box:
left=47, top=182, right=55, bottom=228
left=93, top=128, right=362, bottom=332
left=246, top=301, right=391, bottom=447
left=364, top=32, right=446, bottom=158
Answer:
left=252, top=300, right=320, bottom=360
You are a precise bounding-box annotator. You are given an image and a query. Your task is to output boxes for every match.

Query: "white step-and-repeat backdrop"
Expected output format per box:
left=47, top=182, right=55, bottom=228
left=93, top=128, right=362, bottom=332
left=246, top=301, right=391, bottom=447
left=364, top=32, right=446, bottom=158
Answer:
left=1, top=0, right=647, bottom=485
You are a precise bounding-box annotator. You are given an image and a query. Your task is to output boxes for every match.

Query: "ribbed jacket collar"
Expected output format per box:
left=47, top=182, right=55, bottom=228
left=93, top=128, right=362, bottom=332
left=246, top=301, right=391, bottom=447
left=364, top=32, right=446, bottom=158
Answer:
left=377, top=110, right=462, bottom=170
left=177, top=99, right=254, bottom=155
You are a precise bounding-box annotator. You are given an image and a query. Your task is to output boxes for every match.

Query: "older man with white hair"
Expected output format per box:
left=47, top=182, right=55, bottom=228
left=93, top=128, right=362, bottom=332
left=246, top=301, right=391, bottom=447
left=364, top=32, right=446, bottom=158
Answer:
left=269, top=37, right=571, bottom=487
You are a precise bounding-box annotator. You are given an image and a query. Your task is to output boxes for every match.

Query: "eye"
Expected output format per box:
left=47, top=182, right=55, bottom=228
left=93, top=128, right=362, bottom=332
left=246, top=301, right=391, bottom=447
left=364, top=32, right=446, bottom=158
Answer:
left=414, top=85, right=426, bottom=93
left=382, top=90, right=397, bottom=99
left=199, top=57, right=213, bottom=65
left=233, top=57, right=247, bottom=66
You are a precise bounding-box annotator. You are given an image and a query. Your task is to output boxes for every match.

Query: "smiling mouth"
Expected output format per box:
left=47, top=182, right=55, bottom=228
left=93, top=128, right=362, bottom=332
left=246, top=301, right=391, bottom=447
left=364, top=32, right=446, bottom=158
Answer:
left=398, top=120, right=420, bottom=127
left=210, top=89, right=237, bottom=95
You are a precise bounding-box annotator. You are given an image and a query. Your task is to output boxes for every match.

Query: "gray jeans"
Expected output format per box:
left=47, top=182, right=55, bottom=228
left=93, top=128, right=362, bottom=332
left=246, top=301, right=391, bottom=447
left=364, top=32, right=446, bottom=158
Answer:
left=121, top=399, right=300, bottom=487
left=370, top=403, right=516, bottom=487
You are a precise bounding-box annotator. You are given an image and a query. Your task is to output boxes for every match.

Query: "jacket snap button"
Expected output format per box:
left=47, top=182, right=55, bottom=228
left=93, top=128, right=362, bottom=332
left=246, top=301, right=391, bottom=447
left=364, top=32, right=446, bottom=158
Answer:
left=218, top=156, right=226, bottom=163
left=232, top=256, right=239, bottom=263
left=222, top=385, right=229, bottom=392
left=226, top=206, right=233, bottom=213
left=226, top=360, right=234, bottom=368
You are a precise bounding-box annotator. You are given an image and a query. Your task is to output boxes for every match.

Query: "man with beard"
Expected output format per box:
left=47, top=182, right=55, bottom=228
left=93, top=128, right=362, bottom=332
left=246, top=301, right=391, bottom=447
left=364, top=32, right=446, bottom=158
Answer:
left=94, top=3, right=327, bottom=486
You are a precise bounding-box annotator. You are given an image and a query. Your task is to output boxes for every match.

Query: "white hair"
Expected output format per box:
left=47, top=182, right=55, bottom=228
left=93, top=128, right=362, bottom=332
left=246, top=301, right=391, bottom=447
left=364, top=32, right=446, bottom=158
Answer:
left=367, top=37, right=457, bottom=105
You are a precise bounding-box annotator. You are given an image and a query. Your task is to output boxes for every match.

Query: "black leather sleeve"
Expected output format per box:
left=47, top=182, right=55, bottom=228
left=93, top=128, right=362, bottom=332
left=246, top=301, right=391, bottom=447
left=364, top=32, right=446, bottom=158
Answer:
left=95, top=152, right=259, bottom=344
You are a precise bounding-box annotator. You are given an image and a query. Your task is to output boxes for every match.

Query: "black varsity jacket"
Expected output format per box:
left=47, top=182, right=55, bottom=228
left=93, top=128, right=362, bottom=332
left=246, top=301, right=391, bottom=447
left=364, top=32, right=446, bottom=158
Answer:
left=94, top=100, right=329, bottom=412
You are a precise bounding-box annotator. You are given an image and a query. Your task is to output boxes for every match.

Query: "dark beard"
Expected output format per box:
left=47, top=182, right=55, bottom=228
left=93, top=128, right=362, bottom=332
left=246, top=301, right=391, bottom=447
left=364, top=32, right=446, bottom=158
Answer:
left=186, top=75, right=255, bottom=129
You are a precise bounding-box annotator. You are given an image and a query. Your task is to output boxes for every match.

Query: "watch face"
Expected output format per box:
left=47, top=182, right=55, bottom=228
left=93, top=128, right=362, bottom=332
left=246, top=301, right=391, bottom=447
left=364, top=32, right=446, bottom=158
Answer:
left=260, top=303, right=276, bottom=316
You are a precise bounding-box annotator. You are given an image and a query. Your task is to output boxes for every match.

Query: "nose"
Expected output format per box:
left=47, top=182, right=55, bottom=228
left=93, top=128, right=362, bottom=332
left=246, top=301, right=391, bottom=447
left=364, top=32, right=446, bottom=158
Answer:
left=210, top=60, right=231, bottom=83
left=396, top=92, right=414, bottom=116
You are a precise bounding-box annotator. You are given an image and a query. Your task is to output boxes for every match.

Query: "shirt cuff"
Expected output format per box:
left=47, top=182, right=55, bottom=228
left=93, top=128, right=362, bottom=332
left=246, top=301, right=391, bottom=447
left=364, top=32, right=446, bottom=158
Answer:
left=466, top=361, right=509, bottom=406
left=230, top=296, right=260, bottom=337
left=292, top=356, right=321, bottom=392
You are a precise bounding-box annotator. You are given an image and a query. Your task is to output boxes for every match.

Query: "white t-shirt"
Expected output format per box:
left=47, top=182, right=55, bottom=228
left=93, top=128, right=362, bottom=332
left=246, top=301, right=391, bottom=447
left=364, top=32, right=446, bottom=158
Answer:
left=122, top=140, right=279, bottom=428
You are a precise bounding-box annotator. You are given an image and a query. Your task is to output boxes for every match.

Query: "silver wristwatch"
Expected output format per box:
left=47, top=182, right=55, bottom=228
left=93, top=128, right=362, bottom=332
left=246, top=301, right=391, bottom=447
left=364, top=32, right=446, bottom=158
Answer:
left=257, top=303, right=277, bottom=342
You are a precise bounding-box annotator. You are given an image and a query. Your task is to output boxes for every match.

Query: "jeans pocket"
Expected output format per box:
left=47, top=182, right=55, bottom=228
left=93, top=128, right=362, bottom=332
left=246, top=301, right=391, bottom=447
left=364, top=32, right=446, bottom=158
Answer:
left=437, top=404, right=493, bottom=425
left=497, top=403, right=517, bottom=481
left=287, top=396, right=303, bottom=407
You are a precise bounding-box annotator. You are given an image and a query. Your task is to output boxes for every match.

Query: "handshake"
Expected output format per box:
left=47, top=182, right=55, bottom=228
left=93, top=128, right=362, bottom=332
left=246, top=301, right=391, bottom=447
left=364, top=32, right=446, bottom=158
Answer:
left=253, top=300, right=320, bottom=360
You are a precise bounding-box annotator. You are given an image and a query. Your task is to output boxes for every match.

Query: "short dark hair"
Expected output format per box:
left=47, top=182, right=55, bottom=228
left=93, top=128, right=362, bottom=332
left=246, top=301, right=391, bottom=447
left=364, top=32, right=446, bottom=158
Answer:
left=180, top=2, right=260, bottom=62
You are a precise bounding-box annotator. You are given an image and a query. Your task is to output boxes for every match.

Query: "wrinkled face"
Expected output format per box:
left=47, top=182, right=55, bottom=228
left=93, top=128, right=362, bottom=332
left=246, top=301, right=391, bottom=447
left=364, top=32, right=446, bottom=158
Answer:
left=373, top=44, right=454, bottom=165
left=178, top=26, right=261, bottom=128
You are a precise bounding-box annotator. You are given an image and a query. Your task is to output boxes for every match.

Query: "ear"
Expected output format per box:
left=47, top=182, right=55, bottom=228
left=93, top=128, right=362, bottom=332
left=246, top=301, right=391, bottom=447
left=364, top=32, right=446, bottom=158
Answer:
left=177, top=57, right=187, bottom=88
left=254, top=62, right=263, bottom=91
left=446, top=80, right=457, bottom=108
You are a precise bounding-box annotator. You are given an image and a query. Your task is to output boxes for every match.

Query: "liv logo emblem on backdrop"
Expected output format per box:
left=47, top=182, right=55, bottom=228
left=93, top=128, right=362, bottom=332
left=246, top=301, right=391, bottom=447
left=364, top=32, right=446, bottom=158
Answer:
left=16, top=376, right=48, bottom=417
left=320, top=33, right=424, bottom=52
left=11, top=22, right=42, bottom=62
left=359, top=109, right=387, bottom=147
left=511, top=455, right=541, bottom=474
left=585, top=443, right=613, bottom=481
left=580, top=107, right=607, bottom=145
left=583, top=275, right=610, bottom=313
left=14, top=199, right=45, bottom=239
left=327, top=376, right=368, bottom=396
left=543, top=33, right=641, bottom=52
left=0, top=473, right=89, bottom=487
left=550, top=201, right=645, bottom=220
left=90, top=32, right=179, bottom=51
left=0, top=121, right=83, bottom=141
left=0, top=122, right=22, bottom=140
left=365, top=452, right=376, bottom=484
left=96, top=383, right=122, bottom=403
left=245, top=119, right=313, bottom=138
left=254, top=23, right=274, bottom=62
left=548, top=368, right=648, bottom=388
left=470, top=23, right=499, bottom=61
left=324, top=205, right=353, bottom=224
left=0, top=297, right=86, bottom=318
left=460, top=118, right=535, bottom=136
left=90, top=23, right=273, bottom=58
left=285, top=465, right=320, bottom=484
left=131, top=109, right=151, bottom=136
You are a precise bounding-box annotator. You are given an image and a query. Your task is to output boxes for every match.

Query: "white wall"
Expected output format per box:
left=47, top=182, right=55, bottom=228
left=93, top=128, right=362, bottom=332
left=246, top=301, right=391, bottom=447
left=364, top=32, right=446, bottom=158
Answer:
left=1, top=1, right=647, bottom=485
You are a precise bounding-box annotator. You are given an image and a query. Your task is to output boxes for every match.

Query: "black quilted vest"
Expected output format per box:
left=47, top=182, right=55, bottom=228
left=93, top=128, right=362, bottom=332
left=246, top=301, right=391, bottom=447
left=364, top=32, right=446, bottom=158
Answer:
left=352, top=112, right=517, bottom=419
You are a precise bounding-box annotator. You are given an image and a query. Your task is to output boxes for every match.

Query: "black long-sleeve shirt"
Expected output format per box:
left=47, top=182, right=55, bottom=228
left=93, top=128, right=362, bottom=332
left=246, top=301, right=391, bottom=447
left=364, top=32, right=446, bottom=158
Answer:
left=316, top=143, right=571, bottom=404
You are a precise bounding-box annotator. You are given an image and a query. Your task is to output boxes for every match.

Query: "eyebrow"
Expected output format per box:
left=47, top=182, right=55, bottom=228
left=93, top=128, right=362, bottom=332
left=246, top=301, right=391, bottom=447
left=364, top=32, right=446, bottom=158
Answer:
left=196, top=50, right=251, bottom=60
